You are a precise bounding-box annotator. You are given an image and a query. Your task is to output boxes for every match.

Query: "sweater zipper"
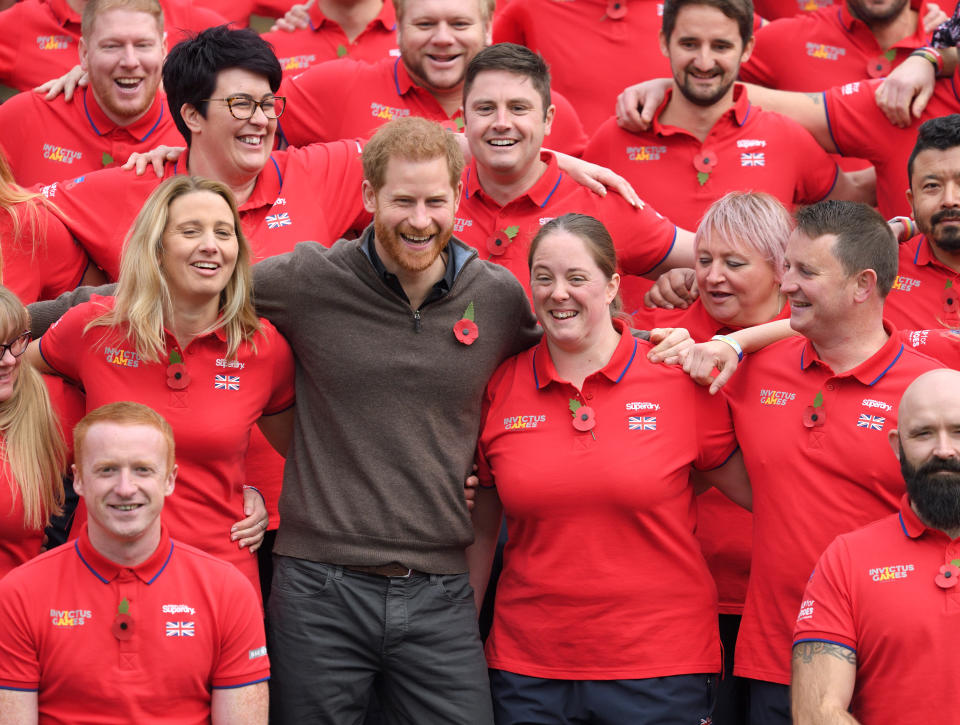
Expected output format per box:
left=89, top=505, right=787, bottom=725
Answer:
left=413, top=309, right=422, bottom=332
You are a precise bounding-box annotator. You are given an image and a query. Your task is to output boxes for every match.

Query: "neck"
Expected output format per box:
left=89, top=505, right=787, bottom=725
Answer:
left=928, top=237, right=960, bottom=273
left=910, top=500, right=960, bottom=539
left=854, top=3, right=917, bottom=49
left=725, top=290, right=786, bottom=329
left=807, top=314, right=889, bottom=374
left=546, top=320, right=621, bottom=390
left=88, top=524, right=161, bottom=568
left=167, top=296, right=221, bottom=349
left=431, top=85, right=464, bottom=117
left=475, top=156, right=548, bottom=207
left=319, top=0, right=383, bottom=40
left=186, top=148, right=258, bottom=206
left=658, top=85, right=733, bottom=142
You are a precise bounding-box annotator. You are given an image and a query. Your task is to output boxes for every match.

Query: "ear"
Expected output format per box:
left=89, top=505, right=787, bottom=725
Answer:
left=740, top=35, right=755, bottom=65
left=164, top=463, right=177, bottom=497
left=543, top=103, right=556, bottom=137
left=454, top=180, right=464, bottom=212
left=851, top=268, right=878, bottom=303
left=79, top=38, right=89, bottom=73
left=362, top=180, right=377, bottom=214
left=607, top=272, right=621, bottom=305
left=888, top=429, right=902, bottom=460
left=71, top=463, right=83, bottom=496
left=659, top=30, right=669, bottom=59
left=181, top=103, right=204, bottom=135
left=905, top=186, right=915, bottom=214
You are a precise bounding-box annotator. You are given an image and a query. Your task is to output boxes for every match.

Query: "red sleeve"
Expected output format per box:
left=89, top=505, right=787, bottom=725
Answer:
left=0, top=569, right=41, bottom=689
left=278, top=59, right=357, bottom=147
left=491, top=0, right=527, bottom=44
left=822, top=79, right=891, bottom=160
left=792, top=536, right=858, bottom=651
left=581, top=116, right=627, bottom=172
left=693, top=382, right=737, bottom=471
left=547, top=90, right=587, bottom=158
left=35, top=207, right=89, bottom=301
left=211, top=565, right=270, bottom=687
left=736, top=21, right=783, bottom=87
left=899, top=328, right=960, bottom=369
left=600, top=193, right=678, bottom=276
left=38, top=300, right=104, bottom=382
left=287, top=140, right=368, bottom=234
left=0, top=4, right=25, bottom=85
left=260, top=321, right=295, bottom=415
left=786, top=120, right=840, bottom=204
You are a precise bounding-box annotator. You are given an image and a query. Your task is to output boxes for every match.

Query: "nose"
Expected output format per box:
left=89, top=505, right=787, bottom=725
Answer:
left=0, top=347, right=15, bottom=366
left=113, top=469, right=139, bottom=497
left=780, top=265, right=798, bottom=294
left=196, top=228, right=220, bottom=253
left=119, top=42, right=138, bottom=67
left=943, top=181, right=960, bottom=207
left=704, top=260, right=725, bottom=284
left=693, top=43, right=713, bottom=69
left=408, top=201, right=431, bottom=231
left=493, top=105, right=511, bottom=130
left=932, top=429, right=960, bottom=460
left=431, top=20, right=455, bottom=44
left=549, top=279, right=570, bottom=301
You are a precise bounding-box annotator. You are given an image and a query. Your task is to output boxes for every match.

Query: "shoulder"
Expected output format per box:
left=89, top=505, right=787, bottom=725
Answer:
left=0, top=542, right=76, bottom=593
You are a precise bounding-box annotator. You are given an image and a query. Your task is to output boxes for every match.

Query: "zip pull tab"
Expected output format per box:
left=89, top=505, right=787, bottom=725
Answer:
left=413, top=309, right=422, bottom=332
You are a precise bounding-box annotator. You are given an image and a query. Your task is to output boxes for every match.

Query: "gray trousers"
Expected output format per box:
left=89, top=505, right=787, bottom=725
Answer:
left=268, top=555, right=495, bottom=725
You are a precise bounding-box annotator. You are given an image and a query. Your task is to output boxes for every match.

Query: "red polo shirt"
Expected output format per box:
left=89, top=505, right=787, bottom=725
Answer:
left=0, top=463, right=41, bottom=580
left=38, top=139, right=368, bottom=280
left=740, top=2, right=932, bottom=91
left=823, top=72, right=960, bottom=218
left=754, top=0, right=834, bottom=20
left=193, top=0, right=289, bottom=26
left=885, top=235, right=960, bottom=332
left=583, top=85, right=839, bottom=231
left=454, top=151, right=677, bottom=312
left=0, top=88, right=182, bottom=186
left=492, top=0, right=672, bottom=134
left=725, top=324, right=941, bottom=684
left=39, top=297, right=295, bottom=593
left=0, top=524, right=269, bottom=723
left=0, top=0, right=226, bottom=92
left=477, top=320, right=738, bottom=679
left=899, top=327, right=960, bottom=368
left=262, top=0, right=398, bottom=77
left=278, top=56, right=589, bottom=156
left=794, top=495, right=960, bottom=722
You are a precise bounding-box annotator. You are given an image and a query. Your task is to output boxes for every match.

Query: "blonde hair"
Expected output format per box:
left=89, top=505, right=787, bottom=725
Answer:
left=395, top=0, right=496, bottom=25
left=87, top=176, right=260, bottom=362
left=0, top=287, right=66, bottom=529
left=0, top=150, right=52, bottom=262
left=81, top=0, right=164, bottom=38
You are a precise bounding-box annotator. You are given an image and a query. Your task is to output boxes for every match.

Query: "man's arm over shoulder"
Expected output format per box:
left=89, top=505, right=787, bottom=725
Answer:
left=745, top=84, right=836, bottom=152
left=28, top=283, right=116, bottom=337
left=278, top=59, right=363, bottom=147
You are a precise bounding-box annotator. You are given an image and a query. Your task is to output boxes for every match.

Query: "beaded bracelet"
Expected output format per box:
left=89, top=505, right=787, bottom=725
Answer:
left=711, top=334, right=744, bottom=362
left=910, top=46, right=945, bottom=76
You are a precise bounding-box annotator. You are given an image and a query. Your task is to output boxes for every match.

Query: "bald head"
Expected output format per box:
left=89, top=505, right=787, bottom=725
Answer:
left=895, top=369, right=960, bottom=436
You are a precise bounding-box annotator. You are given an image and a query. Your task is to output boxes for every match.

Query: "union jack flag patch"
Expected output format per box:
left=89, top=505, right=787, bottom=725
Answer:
left=628, top=416, right=657, bottom=430
left=166, top=621, right=194, bottom=637
left=740, top=152, right=765, bottom=167
left=266, top=212, right=291, bottom=228
left=857, top=414, right=885, bottom=431
left=214, top=375, right=240, bottom=391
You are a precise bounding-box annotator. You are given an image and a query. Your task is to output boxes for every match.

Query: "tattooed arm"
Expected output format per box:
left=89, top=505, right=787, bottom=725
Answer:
left=791, top=641, right=860, bottom=724
left=738, top=85, right=836, bottom=153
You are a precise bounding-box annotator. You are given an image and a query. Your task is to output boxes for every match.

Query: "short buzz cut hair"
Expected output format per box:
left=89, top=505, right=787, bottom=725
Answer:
left=463, top=43, right=552, bottom=119
left=394, top=0, right=496, bottom=25
left=907, top=114, right=960, bottom=183
left=81, top=0, right=164, bottom=39
left=162, top=25, right=282, bottom=146
left=362, top=117, right=464, bottom=193
left=73, top=402, right=176, bottom=476
left=794, top=200, right=898, bottom=298
left=661, top=0, right=754, bottom=46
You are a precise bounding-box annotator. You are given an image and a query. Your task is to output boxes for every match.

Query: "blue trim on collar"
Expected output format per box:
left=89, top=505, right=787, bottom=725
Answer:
left=612, top=338, right=638, bottom=383
left=75, top=540, right=110, bottom=584
left=393, top=56, right=403, bottom=96
left=539, top=173, right=563, bottom=208
left=146, top=540, right=174, bottom=585
left=82, top=90, right=105, bottom=137
left=867, top=344, right=903, bottom=386
left=737, top=102, right=751, bottom=127
left=914, top=237, right=922, bottom=264
left=899, top=510, right=910, bottom=538
left=464, top=167, right=473, bottom=199
left=533, top=347, right=541, bottom=389
left=140, top=103, right=164, bottom=142
left=800, top=345, right=806, bottom=369
left=269, top=155, right=282, bottom=185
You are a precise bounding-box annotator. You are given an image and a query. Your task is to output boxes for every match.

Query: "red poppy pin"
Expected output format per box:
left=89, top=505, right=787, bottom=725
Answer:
left=112, top=597, right=134, bottom=641
left=605, top=0, right=627, bottom=19
left=694, top=148, right=718, bottom=186
left=943, top=280, right=958, bottom=314
left=487, top=226, right=519, bottom=257
left=569, top=398, right=597, bottom=439
left=866, top=50, right=895, bottom=79
left=802, top=390, right=826, bottom=428
left=454, top=302, right=479, bottom=345
left=166, top=349, right=190, bottom=390
left=935, top=563, right=960, bottom=589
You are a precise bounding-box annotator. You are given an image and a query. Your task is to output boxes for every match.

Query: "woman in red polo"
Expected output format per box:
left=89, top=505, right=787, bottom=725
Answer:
left=471, top=213, right=751, bottom=723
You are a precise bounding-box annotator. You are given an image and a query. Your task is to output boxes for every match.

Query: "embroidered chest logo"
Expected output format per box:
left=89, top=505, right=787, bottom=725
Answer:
left=891, top=275, right=921, bottom=292
left=166, top=621, right=195, bottom=637
left=370, top=103, right=411, bottom=121
left=759, top=389, right=796, bottom=406
left=266, top=212, right=292, bottom=229
left=36, top=35, right=72, bottom=50
left=214, top=374, right=240, bottom=391
left=628, top=416, right=657, bottom=430
left=42, top=144, right=83, bottom=164
left=806, top=42, right=846, bottom=60
left=104, top=346, right=141, bottom=368
left=503, top=414, right=546, bottom=430
left=453, top=217, right=473, bottom=233
left=868, top=564, right=913, bottom=581
left=51, top=608, right=92, bottom=627
left=740, top=152, right=765, bottom=167
left=279, top=54, right=316, bottom=71
left=626, top=145, right=667, bottom=161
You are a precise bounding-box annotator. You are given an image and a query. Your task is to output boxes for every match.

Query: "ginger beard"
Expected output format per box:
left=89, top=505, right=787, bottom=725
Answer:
left=373, top=214, right=453, bottom=273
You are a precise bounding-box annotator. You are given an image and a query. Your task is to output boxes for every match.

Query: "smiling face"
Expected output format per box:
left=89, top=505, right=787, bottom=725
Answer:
left=908, top=146, right=960, bottom=262
left=781, top=230, right=856, bottom=341
left=530, top=229, right=620, bottom=353
left=160, top=190, right=239, bottom=314
left=398, top=0, right=491, bottom=95
left=464, top=69, right=554, bottom=184
left=184, top=68, right=276, bottom=182
left=696, top=234, right=781, bottom=327
left=74, top=421, right=176, bottom=553
left=79, top=8, right=164, bottom=126
left=660, top=3, right=752, bottom=108
left=0, top=330, right=27, bottom=403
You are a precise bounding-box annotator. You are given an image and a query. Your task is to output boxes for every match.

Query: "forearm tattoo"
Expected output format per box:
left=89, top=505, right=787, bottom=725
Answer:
left=793, top=641, right=857, bottom=666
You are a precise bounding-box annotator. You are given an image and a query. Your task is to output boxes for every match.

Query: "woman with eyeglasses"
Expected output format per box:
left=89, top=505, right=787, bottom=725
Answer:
left=0, top=287, right=66, bottom=577
left=27, top=176, right=295, bottom=594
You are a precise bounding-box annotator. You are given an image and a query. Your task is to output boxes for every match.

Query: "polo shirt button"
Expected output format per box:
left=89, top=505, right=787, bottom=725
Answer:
left=585, top=393, right=594, bottom=400
left=827, top=384, right=835, bottom=391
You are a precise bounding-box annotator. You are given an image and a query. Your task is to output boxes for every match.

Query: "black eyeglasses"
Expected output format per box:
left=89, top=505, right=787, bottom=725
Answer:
left=0, top=331, right=30, bottom=359
left=202, top=94, right=286, bottom=120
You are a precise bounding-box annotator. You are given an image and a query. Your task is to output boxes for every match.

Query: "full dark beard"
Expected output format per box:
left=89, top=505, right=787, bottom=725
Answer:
left=900, top=444, right=960, bottom=531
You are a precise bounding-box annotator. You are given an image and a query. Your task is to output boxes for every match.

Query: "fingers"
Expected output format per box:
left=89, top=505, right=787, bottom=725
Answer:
left=647, top=327, right=694, bottom=364
left=232, top=516, right=268, bottom=552
left=911, top=84, right=935, bottom=120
